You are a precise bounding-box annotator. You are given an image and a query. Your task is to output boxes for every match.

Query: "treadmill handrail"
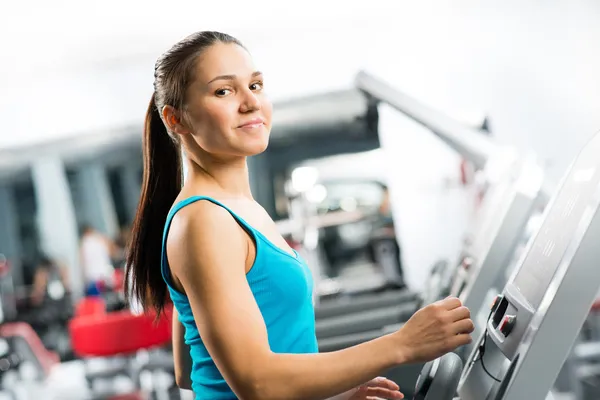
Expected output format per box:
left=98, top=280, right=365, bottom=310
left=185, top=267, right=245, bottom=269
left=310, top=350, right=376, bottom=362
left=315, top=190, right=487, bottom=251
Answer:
left=355, top=70, right=499, bottom=170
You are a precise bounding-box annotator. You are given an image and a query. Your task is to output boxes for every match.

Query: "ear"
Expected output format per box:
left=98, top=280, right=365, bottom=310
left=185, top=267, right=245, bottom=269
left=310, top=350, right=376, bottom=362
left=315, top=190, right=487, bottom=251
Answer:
left=162, top=105, right=190, bottom=136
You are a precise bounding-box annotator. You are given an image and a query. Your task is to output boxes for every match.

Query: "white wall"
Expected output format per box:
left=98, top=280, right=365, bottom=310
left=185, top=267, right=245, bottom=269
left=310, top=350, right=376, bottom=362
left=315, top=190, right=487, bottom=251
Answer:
left=363, top=0, right=600, bottom=183
left=3, top=1, right=599, bottom=171
left=2, top=0, right=599, bottom=290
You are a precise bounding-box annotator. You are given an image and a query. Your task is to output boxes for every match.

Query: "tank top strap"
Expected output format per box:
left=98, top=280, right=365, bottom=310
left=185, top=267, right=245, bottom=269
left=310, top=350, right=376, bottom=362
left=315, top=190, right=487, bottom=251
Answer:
left=161, top=195, right=258, bottom=287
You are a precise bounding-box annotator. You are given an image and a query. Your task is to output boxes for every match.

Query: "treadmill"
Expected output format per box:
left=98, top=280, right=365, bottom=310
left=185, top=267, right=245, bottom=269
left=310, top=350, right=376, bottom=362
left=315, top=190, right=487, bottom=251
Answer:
left=313, top=69, right=499, bottom=322
left=315, top=286, right=416, bottom=320
left=315, top=71, right=547, bottom=346
left=318, top=153, right=545, bottom=351
left=314, top=70, right=499, bottom=326
left=413, top=130, right=600, bottom=400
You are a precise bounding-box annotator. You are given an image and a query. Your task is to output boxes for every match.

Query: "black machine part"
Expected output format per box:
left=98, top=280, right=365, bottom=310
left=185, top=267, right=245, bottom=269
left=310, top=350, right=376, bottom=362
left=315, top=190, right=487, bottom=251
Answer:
left=413, top=352, right=463, bottom=400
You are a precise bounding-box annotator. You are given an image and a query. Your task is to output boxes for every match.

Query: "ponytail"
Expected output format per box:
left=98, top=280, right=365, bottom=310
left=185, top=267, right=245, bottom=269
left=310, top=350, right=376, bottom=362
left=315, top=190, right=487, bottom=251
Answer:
left=125, top=93, right=182, bottom=314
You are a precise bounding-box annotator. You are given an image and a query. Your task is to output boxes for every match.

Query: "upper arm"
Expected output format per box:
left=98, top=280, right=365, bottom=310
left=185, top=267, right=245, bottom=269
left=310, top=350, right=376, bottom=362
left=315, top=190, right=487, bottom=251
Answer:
left=167, top=202, right=271, bottom=398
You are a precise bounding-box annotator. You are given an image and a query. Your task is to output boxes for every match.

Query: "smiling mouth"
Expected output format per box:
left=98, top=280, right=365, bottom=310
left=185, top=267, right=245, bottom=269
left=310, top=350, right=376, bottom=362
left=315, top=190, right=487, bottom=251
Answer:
left=238, top=122, right=264, bottom=129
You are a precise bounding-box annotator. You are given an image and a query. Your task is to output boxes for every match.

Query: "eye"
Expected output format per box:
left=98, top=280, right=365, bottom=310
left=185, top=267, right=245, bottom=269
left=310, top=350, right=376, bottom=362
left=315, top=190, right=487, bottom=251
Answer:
left=215, top=88, right=232, bottom=97
left=250, top=81, right=264, bottom=91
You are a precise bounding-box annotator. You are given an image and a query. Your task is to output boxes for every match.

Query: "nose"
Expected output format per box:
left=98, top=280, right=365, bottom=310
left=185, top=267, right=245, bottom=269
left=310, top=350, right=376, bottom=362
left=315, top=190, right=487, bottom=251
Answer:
left=239, top=88, right=261, bottom=113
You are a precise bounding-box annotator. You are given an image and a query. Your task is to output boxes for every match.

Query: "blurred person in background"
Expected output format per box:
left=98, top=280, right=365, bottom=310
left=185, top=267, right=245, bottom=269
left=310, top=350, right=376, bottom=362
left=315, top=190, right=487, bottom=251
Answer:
left=368, top=184, right=405, bottom=290
left=125, top=30, right=473, bottom=400
left=79, top=224, right=117, bottom=295
left=377, top=185, right=394, bottom=226
left=30, top=254, right=70, bottom=307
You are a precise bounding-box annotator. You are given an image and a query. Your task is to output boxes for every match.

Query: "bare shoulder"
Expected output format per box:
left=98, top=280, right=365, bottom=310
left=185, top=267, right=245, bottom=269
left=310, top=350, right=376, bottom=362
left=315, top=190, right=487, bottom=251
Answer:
left=166, top=199, right=248, bottom=278
left=169, top=199, right=239, bottom=236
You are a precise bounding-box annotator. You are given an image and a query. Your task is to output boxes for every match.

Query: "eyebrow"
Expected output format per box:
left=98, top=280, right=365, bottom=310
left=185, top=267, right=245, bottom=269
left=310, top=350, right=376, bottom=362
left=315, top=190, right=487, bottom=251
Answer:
left=208, top=71, right=263, bottom=84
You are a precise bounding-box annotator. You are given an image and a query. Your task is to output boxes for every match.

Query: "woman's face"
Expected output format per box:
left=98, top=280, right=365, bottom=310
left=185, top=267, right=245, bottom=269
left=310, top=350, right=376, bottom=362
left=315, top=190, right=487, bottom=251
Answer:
left=182, top=42, right=272, bottom=159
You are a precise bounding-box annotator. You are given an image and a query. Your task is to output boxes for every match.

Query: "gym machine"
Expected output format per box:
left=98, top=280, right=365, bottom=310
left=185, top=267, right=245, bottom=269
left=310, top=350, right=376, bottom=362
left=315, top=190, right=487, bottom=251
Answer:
left=318, top=153, right=546, bottom=352
left=314, top=70, right=499, bottom=330
left=0, top=323, right=63, bottom=400
left=355, top=70, right=498, bottom=172
left=318, top=73, right=554, bottom=399
left=315, top=289, right=416, bottom=320
left=315, top=71, right=548, bottom=346
left=413, top=131, right=600, bottom=400
left=313, top=66, right=501, bottom=323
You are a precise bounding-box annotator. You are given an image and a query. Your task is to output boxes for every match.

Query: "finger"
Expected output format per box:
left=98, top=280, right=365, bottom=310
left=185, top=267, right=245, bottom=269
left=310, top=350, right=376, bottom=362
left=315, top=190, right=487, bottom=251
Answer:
left=451, top=318, right=475, bottom=335
left=368, top=377, right=399, bottom=391
left=365, top=396, right=404, bottom=400
left=448, top=333, right=473, bottom=349
left=448, top=305, right=471, bottom=322
left=437, top=296, right=462, bottom=310
left=365, top=387, right=405, bottom=399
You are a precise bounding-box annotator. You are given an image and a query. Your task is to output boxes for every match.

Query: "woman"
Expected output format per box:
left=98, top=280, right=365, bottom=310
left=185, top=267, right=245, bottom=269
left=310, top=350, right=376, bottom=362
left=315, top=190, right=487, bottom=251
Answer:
left=125, top=31, right=474, bottom=400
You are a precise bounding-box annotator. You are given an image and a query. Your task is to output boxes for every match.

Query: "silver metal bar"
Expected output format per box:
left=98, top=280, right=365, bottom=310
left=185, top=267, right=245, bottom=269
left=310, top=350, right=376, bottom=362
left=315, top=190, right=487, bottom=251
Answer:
left=355, top=70, right=499, bottom=170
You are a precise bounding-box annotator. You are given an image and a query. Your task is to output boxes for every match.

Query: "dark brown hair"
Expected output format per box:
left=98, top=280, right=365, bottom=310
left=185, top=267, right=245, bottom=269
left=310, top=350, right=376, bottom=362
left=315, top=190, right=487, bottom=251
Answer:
left=125, top=31, right=243, bottom=314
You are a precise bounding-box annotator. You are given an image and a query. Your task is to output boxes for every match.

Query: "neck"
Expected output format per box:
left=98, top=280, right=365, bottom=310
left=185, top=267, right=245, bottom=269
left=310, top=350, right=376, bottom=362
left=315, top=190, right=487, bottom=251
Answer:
left=185, top=154, right=253, bottom=198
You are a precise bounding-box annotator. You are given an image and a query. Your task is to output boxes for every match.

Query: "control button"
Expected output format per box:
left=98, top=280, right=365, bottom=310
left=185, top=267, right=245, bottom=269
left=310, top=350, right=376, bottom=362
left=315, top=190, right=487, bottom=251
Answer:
left=499, top=315, right=516, bottom=337
left=491, top=295, right=503, bottom=312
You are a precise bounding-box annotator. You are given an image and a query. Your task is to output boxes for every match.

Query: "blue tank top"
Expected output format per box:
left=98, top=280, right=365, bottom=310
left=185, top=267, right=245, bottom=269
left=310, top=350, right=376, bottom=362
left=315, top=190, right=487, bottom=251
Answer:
left=161, top=196, right=319, bottom=399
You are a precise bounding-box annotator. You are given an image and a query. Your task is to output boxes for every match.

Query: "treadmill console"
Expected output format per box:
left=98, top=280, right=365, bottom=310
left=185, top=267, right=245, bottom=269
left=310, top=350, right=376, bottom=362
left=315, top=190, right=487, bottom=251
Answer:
left=413, top=131, right=600, bottom=400
left=459, top=132, right=600, bottom=400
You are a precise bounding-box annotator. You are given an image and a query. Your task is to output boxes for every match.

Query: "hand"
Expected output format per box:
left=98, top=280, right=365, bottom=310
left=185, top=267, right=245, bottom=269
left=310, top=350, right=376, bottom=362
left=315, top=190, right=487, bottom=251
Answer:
left=348, top=377, right=404, bottom=399
left=394, top=296, right=474, bottom=364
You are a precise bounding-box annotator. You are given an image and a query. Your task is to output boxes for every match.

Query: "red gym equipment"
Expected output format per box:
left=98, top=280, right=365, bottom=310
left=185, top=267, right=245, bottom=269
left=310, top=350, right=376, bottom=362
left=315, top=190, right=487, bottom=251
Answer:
left=68, top=296, right=174, bottom=398
left=69, top=301, right=173, bottom=357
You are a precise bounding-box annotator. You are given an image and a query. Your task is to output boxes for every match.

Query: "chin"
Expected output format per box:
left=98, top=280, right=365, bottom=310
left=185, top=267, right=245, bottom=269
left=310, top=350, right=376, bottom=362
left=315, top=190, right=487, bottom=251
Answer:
left=244, top=139, right=269, bottom=156
left=229, top=126, right=270, bottom=156
left=237, top=132, right=270, bottom=156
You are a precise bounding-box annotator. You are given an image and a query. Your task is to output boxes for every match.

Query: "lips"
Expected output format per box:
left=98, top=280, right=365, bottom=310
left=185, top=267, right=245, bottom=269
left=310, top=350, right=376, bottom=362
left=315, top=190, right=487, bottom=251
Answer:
left=238, top=118, right=265, bottom=128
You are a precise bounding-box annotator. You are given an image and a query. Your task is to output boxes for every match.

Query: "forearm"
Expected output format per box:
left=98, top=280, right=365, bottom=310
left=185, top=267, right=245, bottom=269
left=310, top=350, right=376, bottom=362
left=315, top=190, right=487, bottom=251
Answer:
left=173, top=346, right=192, bottom=390
left=174, top=344, right=193, bottom=390
left=253, top=333, right=402, bottom=400
left=172, top=312, right=193, bottom=390
left=177, top=377, right=193, bottom=391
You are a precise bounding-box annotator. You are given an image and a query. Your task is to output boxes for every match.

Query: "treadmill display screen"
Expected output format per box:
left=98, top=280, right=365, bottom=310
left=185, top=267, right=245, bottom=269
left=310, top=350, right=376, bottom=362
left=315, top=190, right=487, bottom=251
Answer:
left=512, top=147, right=600, bottom=309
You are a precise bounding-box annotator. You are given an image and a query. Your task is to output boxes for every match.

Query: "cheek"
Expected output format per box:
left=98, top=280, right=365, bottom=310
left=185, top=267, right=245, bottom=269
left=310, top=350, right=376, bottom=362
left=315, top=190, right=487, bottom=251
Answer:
left=206, top=103, right=236, bottom=131
left=195, top=103, right=236, bottom=142
left=215, top=112, right=236, bottom=137
left=261, top=98, right=273, bottom=125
